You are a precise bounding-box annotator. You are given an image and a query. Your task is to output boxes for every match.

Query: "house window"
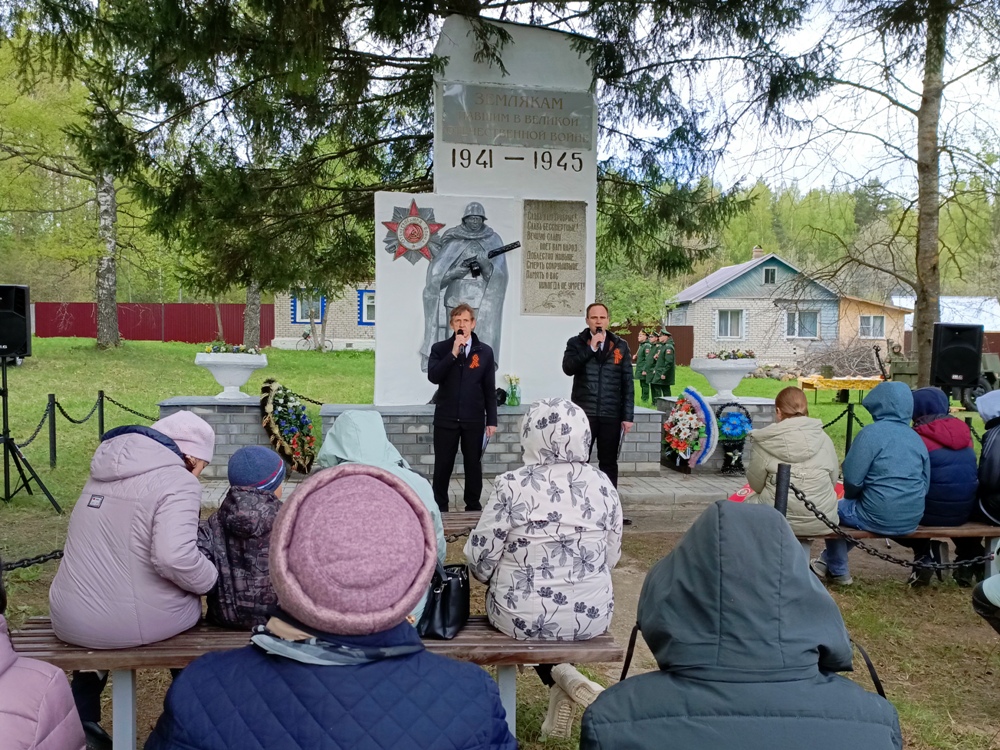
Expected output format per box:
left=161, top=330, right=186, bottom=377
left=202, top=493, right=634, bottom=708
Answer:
left=860, top=315, right=885, bottom=339
left=717, top=309, right=743, bottom=339
left=786, top=310, right=819, bottom=339
left=292, top=291, right=325, bottom=324
left=763, top=267, right=776, bottom=285
left=357, top=290, right=375, bottom=326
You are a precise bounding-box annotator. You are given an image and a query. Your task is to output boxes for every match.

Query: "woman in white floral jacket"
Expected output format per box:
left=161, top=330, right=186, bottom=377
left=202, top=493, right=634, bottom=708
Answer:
left=465, top=397, right=623, bottom=739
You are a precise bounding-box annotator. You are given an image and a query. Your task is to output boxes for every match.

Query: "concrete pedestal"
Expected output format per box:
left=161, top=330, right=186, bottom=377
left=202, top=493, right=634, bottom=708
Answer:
left=656, top=396, right=776, bottom=473
left=320, top=404, right=664, bottom=478
left=159, top=397, right=664, bottom=481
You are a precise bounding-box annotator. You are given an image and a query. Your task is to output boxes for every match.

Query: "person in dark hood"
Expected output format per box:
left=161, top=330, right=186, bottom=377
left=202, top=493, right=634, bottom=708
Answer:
left=198, top=445, right=286, bottom=629
left=811, top=381, right=929, bottom=585
left=894, top=387, right=978, bottom=587
left=581, top=501, right=903, bottom=750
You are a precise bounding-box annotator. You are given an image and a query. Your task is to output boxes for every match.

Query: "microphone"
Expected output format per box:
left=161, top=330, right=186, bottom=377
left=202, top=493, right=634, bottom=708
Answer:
left=457, top=329, right=465, bottom=337
left=595, top=327, right=603, bottom=334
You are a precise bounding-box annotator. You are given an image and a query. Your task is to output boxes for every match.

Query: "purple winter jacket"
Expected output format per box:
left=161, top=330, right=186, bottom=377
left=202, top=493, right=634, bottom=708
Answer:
left=49, top=429, right=218, bottom=649
left=0, top=616, right=86, bottom=750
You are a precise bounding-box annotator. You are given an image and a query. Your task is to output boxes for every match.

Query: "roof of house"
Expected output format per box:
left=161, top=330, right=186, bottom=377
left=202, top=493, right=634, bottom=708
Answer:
left=891, top=296, right=1000, bottom=331
left=840, top=295, right=911, bottom=313
left=672, top=253, right=834, bottom=304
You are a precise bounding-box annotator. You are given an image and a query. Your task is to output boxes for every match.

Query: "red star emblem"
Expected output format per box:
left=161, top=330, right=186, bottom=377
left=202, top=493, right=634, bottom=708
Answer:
left=382, top=200, right=445, bottom=260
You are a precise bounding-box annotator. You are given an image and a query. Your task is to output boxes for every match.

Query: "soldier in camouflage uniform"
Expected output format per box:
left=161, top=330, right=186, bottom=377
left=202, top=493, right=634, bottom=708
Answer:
left=650, top=330, right=676, bottom=400
left=634, top=329, right=652, bottom=403
left=645, top=330, right=663, bottom=403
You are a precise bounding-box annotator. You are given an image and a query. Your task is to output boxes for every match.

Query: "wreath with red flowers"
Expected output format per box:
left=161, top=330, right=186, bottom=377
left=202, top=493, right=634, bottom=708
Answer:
left=260, top=379, right=316, bottom=474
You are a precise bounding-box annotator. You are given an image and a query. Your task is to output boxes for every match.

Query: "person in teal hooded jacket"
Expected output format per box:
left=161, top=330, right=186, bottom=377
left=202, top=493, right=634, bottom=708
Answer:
left=315, top=410, right=446, bottom=622
left=811, top=381, right=930, bottom=585
left=581, top=501, right=902, bottom=750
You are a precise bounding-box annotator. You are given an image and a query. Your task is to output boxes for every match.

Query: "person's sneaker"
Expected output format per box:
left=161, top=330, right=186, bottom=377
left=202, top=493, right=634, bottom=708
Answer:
left=809, top=558, right=853, bottom=586
left=83, top=721, right=113, bottom=750
left=551, top=663, right=605, bottom=707
left=539, top=684, right=575, bottom=740
left=907, top=558, right=934, bottom=588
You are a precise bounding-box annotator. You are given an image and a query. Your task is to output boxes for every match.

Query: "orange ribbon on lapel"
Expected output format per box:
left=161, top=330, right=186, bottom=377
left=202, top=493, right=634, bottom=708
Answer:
left=470, top=353, right=480, bottom=369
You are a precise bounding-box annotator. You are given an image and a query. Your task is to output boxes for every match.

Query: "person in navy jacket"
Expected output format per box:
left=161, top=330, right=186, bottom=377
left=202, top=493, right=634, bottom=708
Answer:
left=899, top=387, right=978, bottom=587
left=427, top=303, right=497, bottom=512
left=145, top=464, right=517, bottom=750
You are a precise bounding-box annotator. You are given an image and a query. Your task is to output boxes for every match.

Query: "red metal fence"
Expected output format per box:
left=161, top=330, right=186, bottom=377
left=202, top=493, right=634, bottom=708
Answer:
left=34, top=303, right=275, bottom=346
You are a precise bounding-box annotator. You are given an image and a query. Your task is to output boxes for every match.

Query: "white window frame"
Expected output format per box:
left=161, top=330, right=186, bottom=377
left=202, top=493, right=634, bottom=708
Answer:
left=763, top=267, right=777, bottom=285
left=358, top=289, right=375, bottom=326
left=716, top=309, right=745, bottom=340
left=785, top=309, right=820, bottom=339
left=292, top=291, right=326, bottom=324
left=859, top=314, right=886, bottom=339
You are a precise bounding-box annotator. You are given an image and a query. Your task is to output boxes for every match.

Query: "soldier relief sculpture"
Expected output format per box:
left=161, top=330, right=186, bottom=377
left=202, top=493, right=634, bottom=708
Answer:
left=420, top=202, right=512, bottom=372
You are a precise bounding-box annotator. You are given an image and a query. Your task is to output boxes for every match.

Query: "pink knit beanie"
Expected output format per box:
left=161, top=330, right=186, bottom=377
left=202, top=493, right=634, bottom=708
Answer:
left=269, top=464, right=437, bottom=635
left=152, top=411, right=215, bottom=464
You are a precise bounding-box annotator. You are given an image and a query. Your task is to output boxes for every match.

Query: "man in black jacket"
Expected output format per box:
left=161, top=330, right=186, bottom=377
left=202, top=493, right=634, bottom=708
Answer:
left=562, top=303, right=634, bottom=488
left=427, top=303, right=498, bottom=512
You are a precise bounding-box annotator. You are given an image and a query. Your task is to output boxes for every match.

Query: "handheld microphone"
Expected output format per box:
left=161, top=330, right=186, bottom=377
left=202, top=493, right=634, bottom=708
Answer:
left=596, top=327, right=603, bottom=334
left=457, top=329, right=465, bottom=337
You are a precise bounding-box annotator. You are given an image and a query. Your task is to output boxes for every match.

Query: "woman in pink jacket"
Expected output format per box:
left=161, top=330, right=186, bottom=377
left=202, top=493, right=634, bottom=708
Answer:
left=49, top=411, right=218, bottom=748
left=1, top=561, right=86, bottom=750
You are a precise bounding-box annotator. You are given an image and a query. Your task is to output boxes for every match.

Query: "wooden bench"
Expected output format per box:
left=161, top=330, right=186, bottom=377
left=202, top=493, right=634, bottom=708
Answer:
left=12, top=615, right=622, bottom=749
left=442, top=510, right=482, bottom=538
left=809, top=522, right=1000, bottom=577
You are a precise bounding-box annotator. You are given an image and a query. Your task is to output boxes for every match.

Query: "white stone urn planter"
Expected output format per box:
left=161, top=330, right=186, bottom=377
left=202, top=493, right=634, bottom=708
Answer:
left=195, top=353, right=268, bottom=399
left=690, top=357, right=757, bottom=400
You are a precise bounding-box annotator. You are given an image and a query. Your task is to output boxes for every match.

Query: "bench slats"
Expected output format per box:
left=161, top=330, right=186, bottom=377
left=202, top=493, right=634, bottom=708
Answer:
left=821, top=522, right=999, bottom=540
left=443, top=511, right=482, bottom=538
left=11, top=616, right=623, bottom=671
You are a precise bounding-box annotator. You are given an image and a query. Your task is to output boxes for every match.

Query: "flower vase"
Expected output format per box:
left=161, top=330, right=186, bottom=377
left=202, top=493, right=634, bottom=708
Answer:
left=506, top=384, right=521, bottom=407
left=719, top=439, right=746, bottom=475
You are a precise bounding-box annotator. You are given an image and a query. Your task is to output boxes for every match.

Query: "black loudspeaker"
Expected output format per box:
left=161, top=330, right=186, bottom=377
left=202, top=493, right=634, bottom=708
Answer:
left=930, top=322, right=982, bottom=388
left=0, top=286, right=31, bottom=359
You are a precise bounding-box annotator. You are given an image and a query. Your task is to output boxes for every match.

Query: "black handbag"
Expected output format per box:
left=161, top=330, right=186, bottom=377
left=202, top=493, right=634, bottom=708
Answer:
left=416, top=562, right=470, bottom=640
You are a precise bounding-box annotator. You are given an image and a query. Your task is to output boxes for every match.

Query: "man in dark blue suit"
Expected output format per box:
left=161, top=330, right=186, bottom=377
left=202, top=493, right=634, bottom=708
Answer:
left=427, top=303, right=498, bottom=512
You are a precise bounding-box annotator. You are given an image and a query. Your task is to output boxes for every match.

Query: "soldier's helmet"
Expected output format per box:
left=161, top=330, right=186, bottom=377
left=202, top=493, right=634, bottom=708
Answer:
left=463, top=202, right=488, bottom=220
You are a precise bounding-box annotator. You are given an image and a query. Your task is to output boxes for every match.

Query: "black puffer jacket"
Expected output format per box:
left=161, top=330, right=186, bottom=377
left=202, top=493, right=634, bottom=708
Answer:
left=562, top=329, right=634, bottom=421
left=979, top=416, right=1000, bottom=523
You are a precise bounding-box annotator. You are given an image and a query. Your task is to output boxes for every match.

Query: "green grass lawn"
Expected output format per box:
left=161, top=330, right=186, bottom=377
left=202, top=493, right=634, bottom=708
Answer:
left=1, top=339, right=997, bottom=749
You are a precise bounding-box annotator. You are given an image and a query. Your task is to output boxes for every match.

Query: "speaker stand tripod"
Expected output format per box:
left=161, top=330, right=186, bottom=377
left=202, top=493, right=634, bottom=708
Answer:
left=0, top=356, right=61, bottom=512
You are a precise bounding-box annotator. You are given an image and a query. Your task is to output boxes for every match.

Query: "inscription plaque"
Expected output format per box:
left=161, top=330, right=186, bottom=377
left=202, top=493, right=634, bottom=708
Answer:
left=521, top=200, right=587, bottom=316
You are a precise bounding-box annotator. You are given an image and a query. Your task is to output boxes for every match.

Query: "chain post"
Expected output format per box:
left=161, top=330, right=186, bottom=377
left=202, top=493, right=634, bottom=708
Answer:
left=845, top=403, right=855, bottom=454
left=98, top=390, right=105, bottom=438
left=774, top=463, right=791, bottom=517
left=47, top=394, right=56, bottom=468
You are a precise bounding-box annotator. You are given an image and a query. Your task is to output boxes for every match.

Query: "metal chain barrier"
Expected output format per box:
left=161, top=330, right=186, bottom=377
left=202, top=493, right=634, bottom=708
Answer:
left=286, top=390, right=325, bottom=407
left=103, top=395, right=156, bottom=422
left=792, top=482, right=995, bottom=570
left=822, top=409, right=850, bottom=429
left=2, top=549, right=63, bottom=571
left=55, top=398, right=101, bottom=425
left=445, top=528, right=473, bottom=544
left=16, top=408, right=50, bottom=448
left=970, top=423, right=983, bottom=446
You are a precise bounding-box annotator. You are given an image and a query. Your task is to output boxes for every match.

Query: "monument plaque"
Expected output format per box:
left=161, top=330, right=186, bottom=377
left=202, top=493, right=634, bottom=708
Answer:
left=521, top=200, right=586, bottom=316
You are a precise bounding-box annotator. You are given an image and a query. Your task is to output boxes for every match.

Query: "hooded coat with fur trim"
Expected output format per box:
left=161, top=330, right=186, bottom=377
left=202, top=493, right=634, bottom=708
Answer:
left=464, top=398, right=623, bottom=641
left=581, top=501, right=902, bottom=750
